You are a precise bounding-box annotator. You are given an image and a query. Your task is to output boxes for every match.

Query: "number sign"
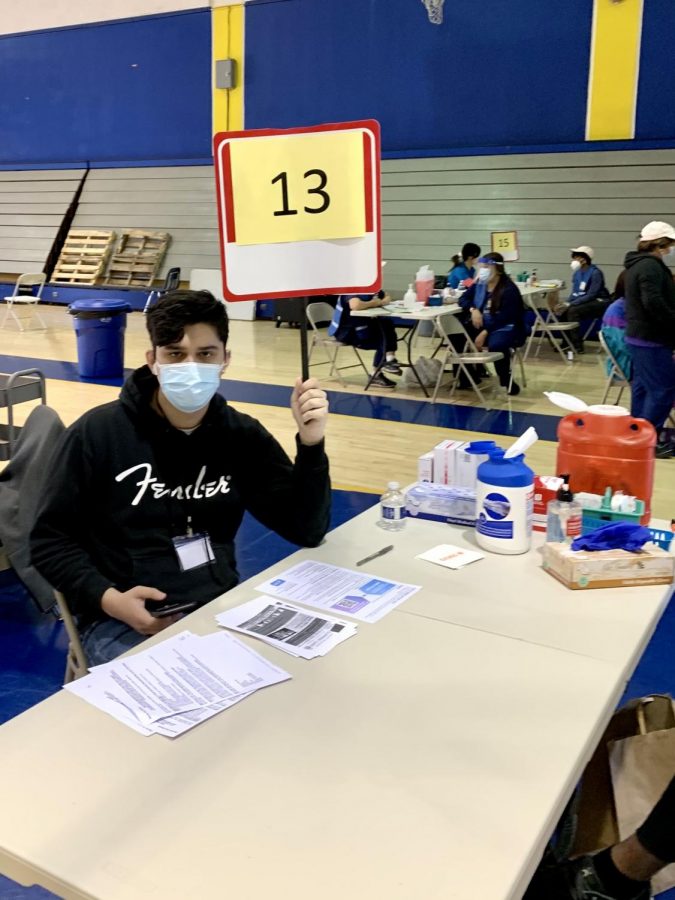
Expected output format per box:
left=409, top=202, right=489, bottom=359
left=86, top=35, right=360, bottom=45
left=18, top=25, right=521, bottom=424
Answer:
left=228, top=130, right=367, bottom=245
left=214, top=121, right=381, bottom=301
left=490, top=231, right=519, bottom=262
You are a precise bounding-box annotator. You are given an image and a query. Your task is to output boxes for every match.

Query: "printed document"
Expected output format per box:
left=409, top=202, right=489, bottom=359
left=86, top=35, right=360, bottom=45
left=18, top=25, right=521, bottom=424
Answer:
left=256, top=560, right=420, bottom=623
left=65, top=630, right=291, bottom=738
left=215, top=596, right=357, bottom=658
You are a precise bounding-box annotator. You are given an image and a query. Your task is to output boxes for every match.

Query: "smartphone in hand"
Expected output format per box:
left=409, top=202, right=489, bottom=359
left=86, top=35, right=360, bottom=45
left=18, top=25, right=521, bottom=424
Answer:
left=146, top=599, right=198, bottom=619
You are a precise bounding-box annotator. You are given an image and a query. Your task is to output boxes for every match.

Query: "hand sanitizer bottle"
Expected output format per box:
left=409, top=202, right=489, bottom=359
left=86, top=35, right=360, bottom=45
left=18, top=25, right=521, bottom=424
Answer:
left=546, top=474, right=582, bottom=544
left=403, top=284, right=416, bottom=310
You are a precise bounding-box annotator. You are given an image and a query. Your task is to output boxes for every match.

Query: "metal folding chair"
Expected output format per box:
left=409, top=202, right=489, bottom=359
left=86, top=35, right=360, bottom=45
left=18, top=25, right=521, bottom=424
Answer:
left=53, top=590, right=89, bottom=683
left=431, top=312, right=504, bottom=405
left=522, top=292, right=580, bottom=365
left=143, top=267, right=181, bottom=313
left=508, top=346, right=527, bottom=394
left=306, top=302, right=369, bottom=386
left=1, top=273, right=47, bottom=331
left=599, top=330, right=630, bottom=405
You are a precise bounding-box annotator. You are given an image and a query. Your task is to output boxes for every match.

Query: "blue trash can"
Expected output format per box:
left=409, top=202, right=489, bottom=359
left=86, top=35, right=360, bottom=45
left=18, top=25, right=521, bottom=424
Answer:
left=69, top=299, right=131, bottom=378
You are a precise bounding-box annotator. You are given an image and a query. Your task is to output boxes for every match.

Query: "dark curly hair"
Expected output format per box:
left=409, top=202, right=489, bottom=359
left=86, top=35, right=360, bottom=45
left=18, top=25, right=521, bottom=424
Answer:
left=145, top=290, right=229, bottom=348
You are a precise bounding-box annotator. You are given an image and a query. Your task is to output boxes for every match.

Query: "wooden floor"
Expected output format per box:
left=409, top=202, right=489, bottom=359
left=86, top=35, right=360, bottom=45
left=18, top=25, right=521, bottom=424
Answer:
left=2, top=305, right=673, bottom=518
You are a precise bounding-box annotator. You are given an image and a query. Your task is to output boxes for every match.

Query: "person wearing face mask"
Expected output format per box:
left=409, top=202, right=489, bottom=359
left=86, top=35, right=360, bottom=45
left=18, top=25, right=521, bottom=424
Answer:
left=555, top=246, right=610, bottom=353
left=457, top=252, right=527, bottom=395
left=446, top=242, right=481, bottom=289
left=31, top=290, right=331, bottom=664
left=624, top=221, right=675, bottom=458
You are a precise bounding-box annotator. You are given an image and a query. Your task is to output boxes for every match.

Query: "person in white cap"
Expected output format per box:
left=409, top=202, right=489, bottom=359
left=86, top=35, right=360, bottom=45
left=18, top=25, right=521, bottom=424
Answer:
left=556, top=245, right=610, bottom=353
left=623, top=221, right=675, bottom=458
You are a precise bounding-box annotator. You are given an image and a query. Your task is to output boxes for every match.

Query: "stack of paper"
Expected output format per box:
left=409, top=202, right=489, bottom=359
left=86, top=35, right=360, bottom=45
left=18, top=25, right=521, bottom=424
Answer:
left=215, top=596, right=357, bottom=659
left=65, top=630, right=291, bottom=738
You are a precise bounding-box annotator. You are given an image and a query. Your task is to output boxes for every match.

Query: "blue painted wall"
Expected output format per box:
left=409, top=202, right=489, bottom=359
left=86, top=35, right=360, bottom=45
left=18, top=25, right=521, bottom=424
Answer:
left=1, top=1, right=674, bottom=166
left=635, top=0, right=675, bottom=141
left=0, top=9, right=211, bottom=165
left=244, top=0, right=675, bottom=155
left=244, top=0, right=592, bottom=153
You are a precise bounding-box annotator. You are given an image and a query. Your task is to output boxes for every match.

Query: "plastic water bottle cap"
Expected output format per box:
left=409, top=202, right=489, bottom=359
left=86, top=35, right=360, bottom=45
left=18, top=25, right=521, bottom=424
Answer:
left=387, top=481, right=400, bottom=490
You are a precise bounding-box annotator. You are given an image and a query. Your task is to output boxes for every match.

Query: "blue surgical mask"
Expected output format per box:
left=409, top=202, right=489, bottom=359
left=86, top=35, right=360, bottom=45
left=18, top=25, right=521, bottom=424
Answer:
left=154, top=362, right=222, bottom=413
left=477, top=267, right=491, bottom=283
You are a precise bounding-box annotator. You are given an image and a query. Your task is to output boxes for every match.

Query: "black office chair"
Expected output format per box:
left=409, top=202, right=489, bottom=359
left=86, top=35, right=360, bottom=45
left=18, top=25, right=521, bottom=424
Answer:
left=143, top=267, right=181, bottom=313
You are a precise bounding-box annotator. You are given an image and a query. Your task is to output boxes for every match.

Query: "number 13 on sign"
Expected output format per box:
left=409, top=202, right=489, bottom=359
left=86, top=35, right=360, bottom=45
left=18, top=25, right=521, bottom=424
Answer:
left=221, top=129, right=373, bottom=246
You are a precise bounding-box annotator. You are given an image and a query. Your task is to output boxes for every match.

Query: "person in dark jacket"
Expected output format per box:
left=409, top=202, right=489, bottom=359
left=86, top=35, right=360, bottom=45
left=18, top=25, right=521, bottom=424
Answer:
left=31, top=290, right=331, bottom=664
left=623, top=220, right=675, bottom=458
left=458, top=252, right=527, bottom=395
left=555, top=245, right=610, bottom=353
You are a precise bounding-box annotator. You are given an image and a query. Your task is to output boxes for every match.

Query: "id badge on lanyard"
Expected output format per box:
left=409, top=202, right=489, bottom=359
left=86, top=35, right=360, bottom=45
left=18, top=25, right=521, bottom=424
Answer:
left=171, top=516, right=215, bottom=572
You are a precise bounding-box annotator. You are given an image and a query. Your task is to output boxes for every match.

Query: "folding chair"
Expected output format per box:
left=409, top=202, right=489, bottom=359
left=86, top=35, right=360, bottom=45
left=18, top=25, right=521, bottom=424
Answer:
left=599, top=330, right=630, bottom=405
left=508, top=346, right=527, bottom=394
left=522, top=292, right=579, bottom=365
left=431, top=311, right=504, bottom=405
left=1, top=273, right=47, bottom=331
left=306, top=302, right=369, bottom=386
left=53, top=590, right=89, bottom=683
left=143, top=267, right=181, bottom=313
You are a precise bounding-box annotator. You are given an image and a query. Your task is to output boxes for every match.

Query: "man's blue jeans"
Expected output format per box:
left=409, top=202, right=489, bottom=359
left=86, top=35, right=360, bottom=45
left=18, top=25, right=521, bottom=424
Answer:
left=80, top=618, right=147, bottom=666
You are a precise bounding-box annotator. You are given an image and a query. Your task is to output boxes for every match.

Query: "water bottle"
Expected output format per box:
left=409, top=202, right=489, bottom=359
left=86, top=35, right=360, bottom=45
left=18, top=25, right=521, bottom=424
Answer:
left=379, top=481, right=406, bottom=531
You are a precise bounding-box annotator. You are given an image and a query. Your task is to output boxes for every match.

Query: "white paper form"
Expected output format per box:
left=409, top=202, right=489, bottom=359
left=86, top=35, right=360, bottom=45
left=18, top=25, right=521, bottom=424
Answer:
left=66, top=630, right=292, bottom=737
left=416, top=544, right=484, bottom=570
left=215, top=596, right=357, bottom=658
left=256, top=560, right=421, bottom=623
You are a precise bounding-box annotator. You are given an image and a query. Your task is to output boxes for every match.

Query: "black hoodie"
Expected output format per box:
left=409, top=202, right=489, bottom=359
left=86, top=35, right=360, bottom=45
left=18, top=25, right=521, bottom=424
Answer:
left=30, top=366, right=331, bottom=626
left=623, top=250, right=675, bottom=348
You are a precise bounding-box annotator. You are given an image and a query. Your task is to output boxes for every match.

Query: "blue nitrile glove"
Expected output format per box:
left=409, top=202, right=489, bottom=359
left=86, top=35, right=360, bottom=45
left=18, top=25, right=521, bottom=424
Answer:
left=571, top=522, right=653, bottom=552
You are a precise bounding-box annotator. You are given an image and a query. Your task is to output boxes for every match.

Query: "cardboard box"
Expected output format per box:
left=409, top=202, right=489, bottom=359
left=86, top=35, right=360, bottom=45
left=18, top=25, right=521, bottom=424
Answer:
left=405, top=482, right=476, bottom=526
left=542, top=542, right=674, bottom=590
left=417, top=451, right=434, bottom=483
left=433, top=440, right=453, bottom=485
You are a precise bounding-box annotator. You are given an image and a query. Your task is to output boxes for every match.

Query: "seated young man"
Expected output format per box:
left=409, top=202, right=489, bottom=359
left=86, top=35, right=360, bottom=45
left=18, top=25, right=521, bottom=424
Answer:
left=31, top=290, right=331, bottom=665
left=328, top=290, right=402, bottom=389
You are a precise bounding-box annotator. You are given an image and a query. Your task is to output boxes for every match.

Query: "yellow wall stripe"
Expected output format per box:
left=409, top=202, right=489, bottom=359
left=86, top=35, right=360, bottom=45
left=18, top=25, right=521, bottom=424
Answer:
left=586, top=0, right=643, bottom=141
left=212, top=4, right=245, bottom=136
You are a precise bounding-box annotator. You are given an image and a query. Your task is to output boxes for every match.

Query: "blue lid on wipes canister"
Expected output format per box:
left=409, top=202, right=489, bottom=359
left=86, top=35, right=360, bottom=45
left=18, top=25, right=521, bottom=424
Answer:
left=477, top=447, right=534, bottom=488
left=466, top=440, right=496, bottom=455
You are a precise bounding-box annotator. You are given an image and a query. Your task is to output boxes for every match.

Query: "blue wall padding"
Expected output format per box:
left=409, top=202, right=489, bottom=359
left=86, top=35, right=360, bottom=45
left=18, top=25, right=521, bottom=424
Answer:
left=0, top=10, right=212, bottom=165
left=244, top=0, right=593, bottom=153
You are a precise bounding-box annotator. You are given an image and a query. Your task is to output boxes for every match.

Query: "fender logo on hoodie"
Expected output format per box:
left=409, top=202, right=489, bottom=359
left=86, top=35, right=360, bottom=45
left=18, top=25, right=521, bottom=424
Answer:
left=115, top=463, right=231, bottom=507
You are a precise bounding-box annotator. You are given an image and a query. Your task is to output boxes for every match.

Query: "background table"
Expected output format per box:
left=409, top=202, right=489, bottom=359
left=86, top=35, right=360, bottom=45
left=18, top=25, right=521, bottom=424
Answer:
left=0, top=507, right=671, bottom=900
left=351, top=302, right=460, bottom=395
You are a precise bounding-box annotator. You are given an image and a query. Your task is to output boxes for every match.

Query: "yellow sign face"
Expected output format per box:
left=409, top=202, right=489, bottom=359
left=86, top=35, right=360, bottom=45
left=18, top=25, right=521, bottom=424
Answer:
left=491, top=231, right=518, bottom=254
left=491, top=231, right=519, bottom=262
left=228, top=131, right=367, bottom=246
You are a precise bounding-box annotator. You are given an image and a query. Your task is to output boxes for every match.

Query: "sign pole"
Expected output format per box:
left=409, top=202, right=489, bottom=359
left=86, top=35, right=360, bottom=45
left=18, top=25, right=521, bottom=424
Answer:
left=300, top=297, right=309, bottom=382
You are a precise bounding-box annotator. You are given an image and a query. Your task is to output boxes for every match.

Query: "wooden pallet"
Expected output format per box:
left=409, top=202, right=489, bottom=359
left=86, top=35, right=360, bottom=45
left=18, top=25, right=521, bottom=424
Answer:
left=104, top=230, right=171, bottom=287
left=52, top=229, right=116, bottom=285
